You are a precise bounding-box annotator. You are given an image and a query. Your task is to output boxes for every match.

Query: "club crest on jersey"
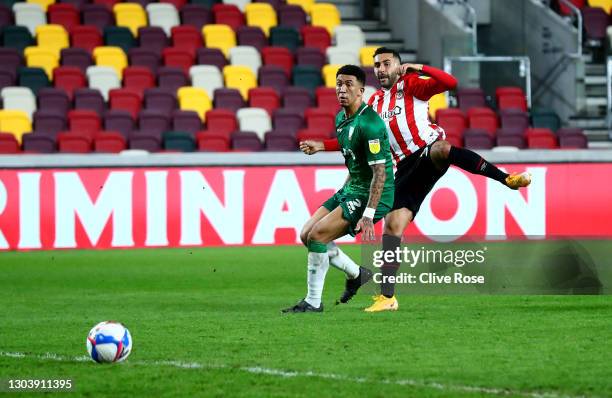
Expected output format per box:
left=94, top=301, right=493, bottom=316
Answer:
left=396, top=90, right=404, bottom=99
left=368, top=139, right=381, bottom=154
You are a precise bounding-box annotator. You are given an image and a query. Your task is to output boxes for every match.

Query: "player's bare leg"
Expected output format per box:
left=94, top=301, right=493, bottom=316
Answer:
left=300, top=206, right=330, bottom=246
left=429, top=140, right=531, bottom=189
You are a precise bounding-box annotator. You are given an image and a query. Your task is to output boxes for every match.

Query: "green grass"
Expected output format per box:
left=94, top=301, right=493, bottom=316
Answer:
left=0, top=245, right=611, bottom=397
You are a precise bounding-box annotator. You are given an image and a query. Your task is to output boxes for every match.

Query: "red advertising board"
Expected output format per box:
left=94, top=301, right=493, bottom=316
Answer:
left=0, top=163, right=610, bottom=250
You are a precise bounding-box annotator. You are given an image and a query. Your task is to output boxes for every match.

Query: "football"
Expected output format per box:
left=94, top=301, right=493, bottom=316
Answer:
left=86, top=321, right=132, bottom=364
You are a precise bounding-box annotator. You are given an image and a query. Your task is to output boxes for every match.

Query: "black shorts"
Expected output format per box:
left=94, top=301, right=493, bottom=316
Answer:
left=392, top=141, right=449, bottom=215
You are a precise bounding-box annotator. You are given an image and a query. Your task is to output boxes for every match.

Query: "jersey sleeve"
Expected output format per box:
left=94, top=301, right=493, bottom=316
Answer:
left=403, top=66, right=458, bottom=101
left=360, top=113, right=389, bottom=166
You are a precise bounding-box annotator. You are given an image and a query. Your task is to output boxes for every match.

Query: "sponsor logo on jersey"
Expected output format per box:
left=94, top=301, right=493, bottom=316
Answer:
left=368, top=139, right=381, bottom=154
left=380, top=106, right=402, bottom=121
left=346, top=199, right=362, bottom=214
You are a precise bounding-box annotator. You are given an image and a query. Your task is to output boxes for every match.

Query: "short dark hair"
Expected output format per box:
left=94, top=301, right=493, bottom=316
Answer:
left=373, top=47, right=401, bottom=63
left=336, top=64, right=366, bottom=86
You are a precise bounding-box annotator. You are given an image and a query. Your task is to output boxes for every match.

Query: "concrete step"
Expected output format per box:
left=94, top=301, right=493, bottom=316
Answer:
left=365, top=39, right=405, bottom=51
left=583, top=129, right=611, bottom=141
left=586, top=86, right=607, bottom=97
left=585, top=97, right=607, bottom=107
left=588, top=141, right=612, bottom=148
left=585, top=63, right=605, bottom=75
left=364, top=30, right=393, bottom=41
left=341, top=18, right=383, bottom=30
left=584, top=75, right=607, bottom=85
left=568, top=115, right=608, bottom=129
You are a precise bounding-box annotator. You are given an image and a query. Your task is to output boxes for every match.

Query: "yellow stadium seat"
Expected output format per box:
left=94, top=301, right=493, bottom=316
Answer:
left=93, top=46, right=128, bottom=77
left=311, top=3, right=341, bottom=36
left=177, top=87, right=212, bottom=121
left=24, top=47, right=59, bottom=79
left=113, top=3, right=147, bottom=36
left=0, top=110, right=32, bottom=144
left=223, top=65, right=257, bottom=100
left=245, top=3, right=277, bottom=36
left=35, top=24, right=69, bottom=56
left=27, top=0, right=54, bottom=11
left=588, top=0, right=612, bottom=13
left=286, top=0, right=314, bottom=14
left=428, top=93, right=448, bottom=119
left=202, top=24, right=236, bottom=57
left=322, top=64, right=341, bottom=88
left=359, top=46, right=378, bottom=66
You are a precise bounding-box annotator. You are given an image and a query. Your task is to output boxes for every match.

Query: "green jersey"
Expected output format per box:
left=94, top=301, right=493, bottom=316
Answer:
left=335, top=102, right=395, bottom=198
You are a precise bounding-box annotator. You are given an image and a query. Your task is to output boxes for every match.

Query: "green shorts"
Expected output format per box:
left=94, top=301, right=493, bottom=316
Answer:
left=321, top=188, right=393, bottom=236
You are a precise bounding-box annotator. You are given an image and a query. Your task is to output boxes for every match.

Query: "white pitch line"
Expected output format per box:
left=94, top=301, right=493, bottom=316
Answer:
left=0, top=351, right=597, bottom=398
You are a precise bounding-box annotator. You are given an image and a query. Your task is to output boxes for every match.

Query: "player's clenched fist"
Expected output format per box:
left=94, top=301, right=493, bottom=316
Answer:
left=299, top=140, right=325, bottom=155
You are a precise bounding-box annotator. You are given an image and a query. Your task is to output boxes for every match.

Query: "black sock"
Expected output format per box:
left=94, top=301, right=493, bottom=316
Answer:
left=448, top=146, right=508, bottom=184
left=381, top=234, right=401, bottom=298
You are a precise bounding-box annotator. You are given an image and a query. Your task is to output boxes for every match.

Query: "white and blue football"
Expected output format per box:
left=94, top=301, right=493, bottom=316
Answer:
left=86, top=321, right=132, bottom=363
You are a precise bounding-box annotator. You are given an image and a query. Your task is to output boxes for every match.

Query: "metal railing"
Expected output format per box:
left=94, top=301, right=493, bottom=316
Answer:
left=438, top=0, right=478, bottom=55
left=606, top=57, right=612, bottom=135
left=557, top=0, right=583, bottom=58
left=443, top=56, right=532, bottom=108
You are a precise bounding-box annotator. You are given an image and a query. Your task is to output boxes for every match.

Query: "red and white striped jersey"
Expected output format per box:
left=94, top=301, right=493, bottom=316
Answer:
left=367, top=66, right=457, bottom=164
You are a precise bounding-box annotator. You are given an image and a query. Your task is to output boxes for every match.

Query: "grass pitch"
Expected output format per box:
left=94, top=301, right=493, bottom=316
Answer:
left=0, top=244, right=611, bottom=397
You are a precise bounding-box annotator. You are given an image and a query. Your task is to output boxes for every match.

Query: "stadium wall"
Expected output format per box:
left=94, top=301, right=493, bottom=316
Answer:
left=0, top=151, right=611, bottom=251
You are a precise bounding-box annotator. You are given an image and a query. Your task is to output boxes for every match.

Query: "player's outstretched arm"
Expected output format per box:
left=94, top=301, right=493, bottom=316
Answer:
left=355, top=163, right=386, bottom=241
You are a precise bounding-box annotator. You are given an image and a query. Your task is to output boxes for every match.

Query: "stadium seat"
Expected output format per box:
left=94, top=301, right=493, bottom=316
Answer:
left=113, top=3, right=147, bottom=37
left=129, top=129, right=162, bottom=151
left=428, top=92, right=448, bottom=119
left=254, top=0, right=284, bottom=11
left=103, top=26, right=135, bottom=53
left=224, top=0, right=249, bottom=11
left=137, top=28, right=168, bottom=55
left=189, top=65, right=223, bottom=97
left=28, top=0, right=54, bottom=12
left=305, top=107, right=334, bottom=135
left=261, top=46, right=293, bottom=76
left=0, top=110, right=32, bottom=143
left=53, top=66, right=86, bottom=98
left=37, top=87, right=70, bottom=114
left=172, top=110, right=202, bottom=134
left=1, top=25, right=35, bottom=53
left=315, top=87, right=338, bottom=111
left=322, top=64, right=341, bottom=88
left=33, top=109, right=66, bottom=134
left=160, top=0, right=186, bottom=9
left=236, top=107, right=271, bottom=141
left=229, top=46, right=262, bottom=75
left=359, top=46, right=377, bottom=66
left=35, top=24, right=69, bottom=55
left=249, top=87, right=279, bottom=116
left=296, top=47, right=325, bottom=69
left=456, top=87, right=486, bottom=112
left=467, top=107, right=498, bottom=136
left=364, top=67, right=377, bottom=87
left=196, top=130, right=230, bottom=151
left=232, top=130, right=262, bottom=150
left=57, top=131, right=93, bottom=152
left=223, top=65, right=257, bottom=99
left=236, top=26, right=268, bottom=51
left=463, top=129, right=494, bottom=149
left=74, top=87, right=106, bottom=114
left=202, top=24, right=237, bottom=57
left=301, top=26, right=331, bottom=53
left=123, top=66, right=155, bottom=97
left=264, top=130, right=297, bottom=151
left=530, top=108, right=561, bottom=132
left=81, top=5, right=115, bottom=33
left=129, top=48, right=161, bottom=73
left=177, top=86, right=212, bottom=120
left=326, top=46, right=359, bottom=66
left=13, top=3, right=46, bottom=36
left=94, top=130, right=126, bottom=152
left=146, top=3, right=179, bottom=36
left=296, top=128, right=329, bottom=142
left=496, top=86, right=528, bottom=112
left=0, top=4, right=14, bottom=27
left=436, top=108, right=466, bottom=137
left=258, top=65, right=288, bottom=94
left=93, top=46, right=127, bottom=77
left=104, top=109, right=134, bottom=136
left=212, top=4, right=244, bottom=30
left=70, top=26, right=103, bottom=53
left=196, top=48, right=228, bottom=70
left=282, top=86, right=312, bottom=113
left=278, top=5, right=307, bottom=31
left=269, top=26, right=300, bottom=51
left=48, top=4, right=79, bottom=32
left=334, top=25, right=365, bottom=52
left=86, top=65, right=120, bottom=100
left=0, top=131, right=21, bottom=153
left=559, top=132, right=588, bottom=148
left=1, top=86, right=37, bottom=118
left=213, top=88, right=245, bottom=112
left=180, top=4, right=212, bottom=30
left=0, top=49, right=23, bottom=77
left=0, top=70, right=15, bottom=90
left=61, top=48, right=93, bottom=74
left=139, top=109, right=170, bottom=134
left=23, top=47, right=58, bottom=79
left=67, top=109, right=101, bottom=137
left=286, top=0, right=314, bottom=14
left=245, top=3, right=277, bottom=36
left=171, top=26, right=203, bottom=57
left=18, top=66, right=50, bottom=94
left=272, top=108, right=303, bottom=135
left=163, top=130, right=195, bottom=151
left=293, top=65, right=323, bottom=95
left=310, top=3, right=340, bottom=35
left=499, top=109, right=529, bottom=134
left=496, top=130, right=526, bottom=149
left=109, top=88, right=142, bottom=118
left=157, top=67, right=188, bottom=93
left=22, top=131, right=56, bottom=152
left=526, top=128, right=558, bottom=149
left=162, top=47, right=195, bottom=74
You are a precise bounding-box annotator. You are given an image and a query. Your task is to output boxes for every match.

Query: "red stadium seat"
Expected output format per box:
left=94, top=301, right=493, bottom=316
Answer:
left=123, top=67, right=155, bottom=97
left=248, top=87, right=280, bottom=116
left=94, top=130, right=127, bottom=153
left=48, top=4, right=80, bottom=31
left=301, top=26, right=331, bottom=53
left=57, top=131, right=93, bottom=153
left=445, top=132, right=463, bottom=148
left=93, top=0, right=120, bottom=9
left=296, top=128, right=331, bottom=142
left=556, top=0, right=584, bottom=16
left=467, top=107, right=498, bottom=136
left=315, top=87, right=338, bottom=111
left=526, top=128, right=558, bottom=149
left=261, top=47, right=294, bottom=77
left=70, top=25, right=103, bottom=53
left=212, top=4, right=245, bottom=30
left=496, top=86, right=528, bottom=112
left=53, top=66, right=86, bottom=99
left=170, top=26, right=203, bottom=57
left=204, top=109, right=238, bottom=137
left=160, top=0, right=186, bottom=9
left=67, top=110, right=101, bottom=138
left=109, top=88, right=143, bottom=119
left=196, top=131, right=231, bottom=151
left=162, top=48, right=195, bottom=75
left=305, top=108, right=335, bottom=135
left=436, top=108, right=467, bottom=137
left=0, top=132, right=21, bottom=153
